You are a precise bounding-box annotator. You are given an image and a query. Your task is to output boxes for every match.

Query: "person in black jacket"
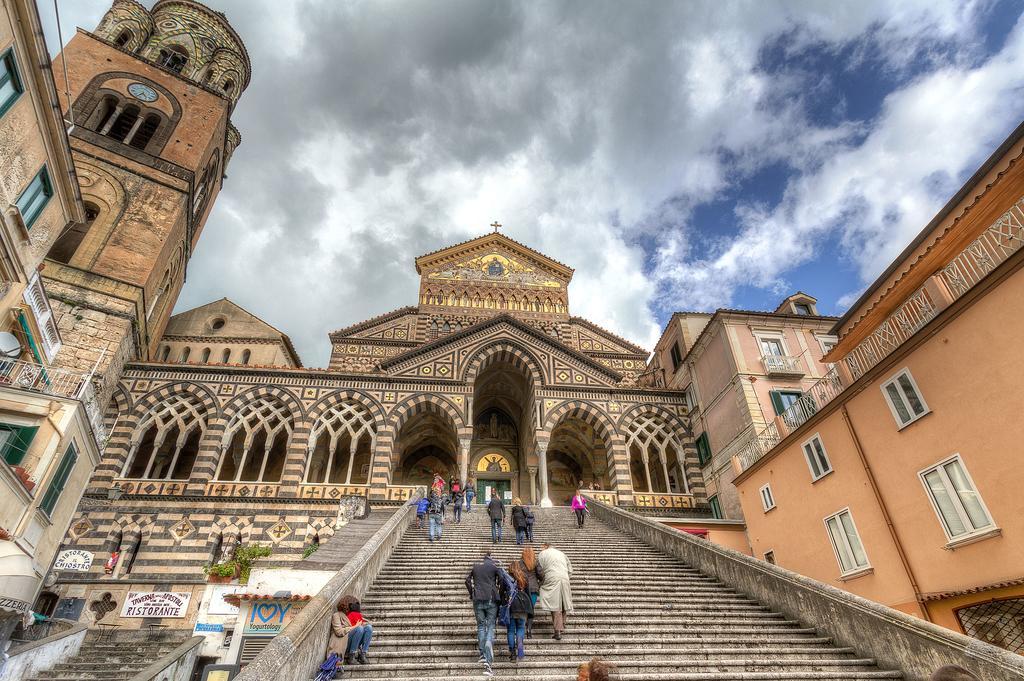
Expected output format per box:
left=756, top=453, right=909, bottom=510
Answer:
left=466, top=551, right=502, bottom=677
left=487, top=493, right=505, bottom=543
left=511, top=498, right=529, bottom=545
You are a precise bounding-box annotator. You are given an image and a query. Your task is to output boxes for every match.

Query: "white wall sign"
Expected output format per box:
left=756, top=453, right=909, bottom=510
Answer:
left=121, top=591, right=191, bottom=618
left=53, top=550, right=94, bottom=572
left=208, top=585, right=243, bottom=615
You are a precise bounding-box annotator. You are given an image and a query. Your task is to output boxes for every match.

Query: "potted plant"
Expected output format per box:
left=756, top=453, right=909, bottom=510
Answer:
left=203, top=543, right=272, bottom=585
left=203, top=561, right=239, bottom=583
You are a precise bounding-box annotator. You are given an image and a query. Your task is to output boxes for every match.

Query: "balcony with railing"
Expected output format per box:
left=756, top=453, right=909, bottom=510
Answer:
left=735, top=195, right=1024, bottom=475
left=760, top=354, right=805, bottom=377
left=0, top=358, right=106, bottom=449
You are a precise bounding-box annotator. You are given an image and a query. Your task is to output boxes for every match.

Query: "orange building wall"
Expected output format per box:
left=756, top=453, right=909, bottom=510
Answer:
left=735, top=259, right=1024, bottom=630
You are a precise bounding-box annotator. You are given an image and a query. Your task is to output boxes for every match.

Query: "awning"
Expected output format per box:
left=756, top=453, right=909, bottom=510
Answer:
left=223, top=593, right=312, bottom=606
left=0, top=541, right=40, bottom=622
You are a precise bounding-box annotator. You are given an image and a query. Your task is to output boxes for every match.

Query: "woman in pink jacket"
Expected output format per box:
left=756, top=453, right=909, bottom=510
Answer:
left=570, top=490, right=588, bottom=529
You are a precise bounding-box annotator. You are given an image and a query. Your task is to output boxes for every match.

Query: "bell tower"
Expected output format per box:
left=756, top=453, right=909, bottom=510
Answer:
left=44, top=0, right=248, bottom=403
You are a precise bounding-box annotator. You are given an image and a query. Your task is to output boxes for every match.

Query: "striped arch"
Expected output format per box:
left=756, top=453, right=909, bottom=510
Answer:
left=307, top=389, right=387, bottom=429
left=620, top=404, right=695, bottom=496
left=369, top=394, right=467, bottom=491
left=462, top=339, right=545, bottom=386
left=221, top=385, right=304, bottom=422
left=540, top=400, right=631, bottom=499
left=104, top=383, right=132, bottom=435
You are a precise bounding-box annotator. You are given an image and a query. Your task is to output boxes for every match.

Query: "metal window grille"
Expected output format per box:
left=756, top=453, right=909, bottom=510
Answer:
left=956, top=597, right=1024, bottom=654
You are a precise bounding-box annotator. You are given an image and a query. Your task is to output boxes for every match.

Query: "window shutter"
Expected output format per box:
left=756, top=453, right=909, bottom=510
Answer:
left=40, top=443, right=77, bottom=516
left=769, top=390, right=785, bottom=415
left=3, top=424, right=38, bottom=466
left=696, top=433, right=712, bottom=466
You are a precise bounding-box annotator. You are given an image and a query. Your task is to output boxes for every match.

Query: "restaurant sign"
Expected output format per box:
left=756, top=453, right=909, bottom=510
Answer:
left=121, top=591, right=191, bottom=618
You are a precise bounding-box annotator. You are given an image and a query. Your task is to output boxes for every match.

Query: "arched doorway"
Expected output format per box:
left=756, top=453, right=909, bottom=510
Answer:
left=392, top=408, right=459, bottom=486
left=547, top=415, right=612, bottom=505
left=469, top=351, right=537, bottom=501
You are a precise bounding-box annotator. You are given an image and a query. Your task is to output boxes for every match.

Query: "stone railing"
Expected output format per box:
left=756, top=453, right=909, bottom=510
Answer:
left=844, top=194, right=1024, bottom=380
left=234, top=497, right=420, bottom=681
left=127, top=635, right=203, bottom=681
left=631, top=492, right=696, bottom=510
left=1, top=620, right=87, bottom=681
left=587, top=499, right=1024, bottom=681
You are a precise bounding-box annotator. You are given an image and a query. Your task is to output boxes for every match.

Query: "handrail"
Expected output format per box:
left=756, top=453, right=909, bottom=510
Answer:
left=0, top=358, right=106, bottom=448
left=127, top=635, right=204, bottom=681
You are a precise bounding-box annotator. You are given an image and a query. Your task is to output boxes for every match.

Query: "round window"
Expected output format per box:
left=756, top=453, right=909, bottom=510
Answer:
left=211, top=318, right=225, bottom=331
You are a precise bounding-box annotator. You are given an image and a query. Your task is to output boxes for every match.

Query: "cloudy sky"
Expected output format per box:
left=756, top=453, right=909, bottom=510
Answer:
left=43, top=1, right=1024, bottom=366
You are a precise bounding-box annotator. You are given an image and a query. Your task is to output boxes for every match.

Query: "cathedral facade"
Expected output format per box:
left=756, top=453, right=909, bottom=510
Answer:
left=47, top=0, right=701, bottom=631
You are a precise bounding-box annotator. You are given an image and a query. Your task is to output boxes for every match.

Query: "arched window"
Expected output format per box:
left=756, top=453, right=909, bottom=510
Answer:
left=222, top=348, right=231, bottom=363
left=241, top=349, right=251, bottom=365
left=157, top=46, right=188, bottom=74
left=122, top=393, right=207, bottom=480
left=90, top=95, right=119, bottom=132
left=129, top=114, right=160, bottom=151
left=179, top=347, right=190, bottom=363
left=121, top=534, right=141, bottom=576
left=113, top=29, right=133, bottom=48
left=306, top=401, right=376, bottom=485
left=159, top=345, right=171, bottom=362
left=222, top=79, right=234, bottom=96
left=48, top=202, right=99, bottom=264
left=216, top=397, right=294, bottom=483
left=107, top=104, right=140, bottom=142
left=201, top=347, right=211, bottom=363
left=625, top=412, right=687, bottom=495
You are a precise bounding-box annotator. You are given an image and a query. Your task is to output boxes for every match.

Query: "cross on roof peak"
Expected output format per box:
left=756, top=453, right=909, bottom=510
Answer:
left=490, top=221, right=502, bottom=233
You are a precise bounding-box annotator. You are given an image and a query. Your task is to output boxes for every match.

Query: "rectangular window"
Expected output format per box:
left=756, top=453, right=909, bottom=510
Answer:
left=881, top=368, right=929, bottom=428
left=16, top=166, right=53, bottom=229
left=708, top=494, right=722, bottom=519
left=695, top=432, right=712, bottom=466
left=670, top=342, right=683, bottom=371
left=759, top=483, right=775, bottom=512
left=769, top=390, right=802, bottom=415
left=682, top=386, right=695, bottom=411
left=39, top=442, right=78, bottom=516
left=0, top=48, right=24, bottom=117
left=760, top=337, right=785, bottom=356
left=802, top=434, right=833, bottom=481
left=824, top=508, right=870, bottom=575
left=817, top=335, right=838, bottom=356
left=920, top=455, right=994, bottom=541
left=763, top=550, right=776, bottom=565
left=794, top=303, right=812, bottom=315
left=0, top=423, right=39, bottom=466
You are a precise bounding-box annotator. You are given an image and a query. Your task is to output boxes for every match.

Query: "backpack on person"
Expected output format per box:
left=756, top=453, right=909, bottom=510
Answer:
left=496, top=567, right=517, bottom=627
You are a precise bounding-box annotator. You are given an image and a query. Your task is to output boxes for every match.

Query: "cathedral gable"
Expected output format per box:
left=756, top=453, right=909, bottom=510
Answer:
left=380, top=316, right=622, bottom=387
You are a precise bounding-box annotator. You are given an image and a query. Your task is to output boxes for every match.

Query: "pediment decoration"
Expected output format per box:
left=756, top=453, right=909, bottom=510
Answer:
left=426, top=249, right=564, bottom=290
left=382, top=317, right=622, bottom=387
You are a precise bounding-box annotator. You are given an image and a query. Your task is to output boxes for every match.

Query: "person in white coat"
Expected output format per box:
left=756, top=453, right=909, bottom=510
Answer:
left=535, top=542, right=573, bottom=639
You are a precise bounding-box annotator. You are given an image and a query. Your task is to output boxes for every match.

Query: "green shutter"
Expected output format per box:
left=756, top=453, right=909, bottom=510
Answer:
left=769, top=390, right=785, bottom=415
left=709, top=495, right=722, bottom=519
left=1, top=424, right=38, bottom=466
left=40, top=443, right=77, bottom=516
left=696, top=433, right=712, bottom=466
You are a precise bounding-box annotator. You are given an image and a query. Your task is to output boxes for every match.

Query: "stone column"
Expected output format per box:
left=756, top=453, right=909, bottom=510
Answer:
left=641, top=451, right=654, bottom=493
left=537, top=442, right=552, bottom=507
left=528, top=466, right=538, bottom=504
left=659, top=450, right=672, bottom=493
left=98, top=104, right=124, bottom=135
left=459, top=438, right=472, bottom=484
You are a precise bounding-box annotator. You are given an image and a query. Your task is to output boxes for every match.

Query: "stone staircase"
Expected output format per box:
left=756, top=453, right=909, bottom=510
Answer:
left=342, top=506, right=903, bottom=680
left=25, top=629, right=192, bottom=681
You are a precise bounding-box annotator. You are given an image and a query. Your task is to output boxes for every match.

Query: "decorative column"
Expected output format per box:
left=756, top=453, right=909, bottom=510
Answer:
left=98, top=104, right=124, bottom=135
left=528, top=466, right=538, bottom=504
left=641, top=450, right=654, bottom=493
left=537, top=442, right=552, bottom=507
left=459, top=438, right=472, bottom=484
left=659, top=449, right=672, bottom=493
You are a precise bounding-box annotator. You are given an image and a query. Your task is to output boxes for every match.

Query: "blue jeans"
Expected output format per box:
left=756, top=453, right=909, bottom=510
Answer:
left=346, top=623, right=372, bottom=655
left=506, top=617, right=526, bottom=658
left=473, top=601, right=498, bottom=665
left=428, top=514, right=442, bottom=541
left=466, top=494, right=474, bottom=511
left=516, top=527, right=527, bottom=545
left=491, top=519, right=503, bottom=543
left=453, top=503, right=462, bottom=523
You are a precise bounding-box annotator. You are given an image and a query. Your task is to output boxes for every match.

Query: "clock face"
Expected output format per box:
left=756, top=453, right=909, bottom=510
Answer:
left=128, top=83, right=158, bottom=103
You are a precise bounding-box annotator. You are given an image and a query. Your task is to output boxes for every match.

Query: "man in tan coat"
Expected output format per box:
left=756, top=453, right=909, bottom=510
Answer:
left=535, top=542, right=573, bottom=639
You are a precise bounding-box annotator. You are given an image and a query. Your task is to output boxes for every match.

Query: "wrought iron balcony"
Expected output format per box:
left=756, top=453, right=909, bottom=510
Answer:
left=760, top=354, right=805, bottom=377
left=0, top=358, right=106, bottom=448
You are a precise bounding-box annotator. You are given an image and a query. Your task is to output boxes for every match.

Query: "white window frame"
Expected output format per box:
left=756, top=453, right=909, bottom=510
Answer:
left=801, top=433, right=833, bottom=482
left=823, top=507, right=871, bottom=577
left=759, top=483, right=775, bottom=512
left=816, top=334, right=838, bottom=356
left=682, top=384, right=695, bottom=411
left=880, top=367, right=930, bottom=429
left=918, top=454, right=996, bottom=544
left=753, top=330, right=790, bottom=358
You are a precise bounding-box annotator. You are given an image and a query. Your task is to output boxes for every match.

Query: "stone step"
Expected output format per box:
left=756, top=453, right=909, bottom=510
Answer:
left=360, top=647, right=858, bottom=662
left=339, top=657, right=886, bottom=678
left=358, top=625, right=819, bottom=640
left=356, top=621, right=810, bottom=636
left=338, top=672, right=902, bottom=681
left=365, top=634, right=834, bottom=649
left=365, top=606, right=777, bottom=621
left=361, top=594, right=753, bottom=606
